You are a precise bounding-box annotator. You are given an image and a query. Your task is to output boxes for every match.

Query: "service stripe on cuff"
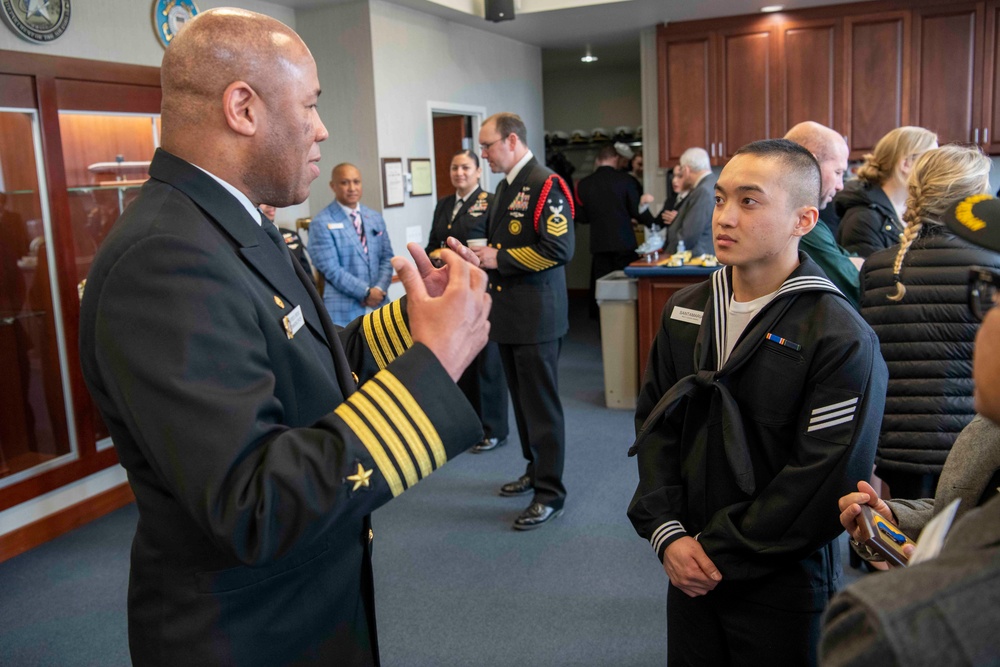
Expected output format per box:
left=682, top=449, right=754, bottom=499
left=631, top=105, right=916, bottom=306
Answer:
left=371, top=309, right=394, bottom=366
left=363, top=312, right=389, bottom=369
left=650, top=520, right=686, bottom=554
left=349, top=391, right=420, bottom=487
left=379, top=304, right=405, bottom=359
left=391, top=300, right=413, bottom=348
left=376, top=370, right=446, bottom=468
left=334, top=401, right=404, bottom=497
left=508, top=247, right=556, bottom=272
left=362, top=381, right=433, bottom=478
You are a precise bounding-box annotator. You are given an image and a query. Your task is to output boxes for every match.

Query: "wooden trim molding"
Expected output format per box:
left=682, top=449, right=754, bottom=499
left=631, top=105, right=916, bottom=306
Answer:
left=0, top=483, right=134, bottom=564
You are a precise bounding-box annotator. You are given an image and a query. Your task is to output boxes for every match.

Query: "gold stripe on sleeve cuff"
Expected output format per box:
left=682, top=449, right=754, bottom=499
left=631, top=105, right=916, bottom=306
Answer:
left=391, top=300, right=413, bottom=348
left=334, top=401, right=404, bottom=497
left=361, top=381, right=433, bottom=478
left=363, top=311, right=389, bottom=370
left=363, top=301, right=413, bottom=370
left=379, top=304, right=405, bottom=360
left=508, top=247, right=557, bottom=272
left=349, top=392, right=420, bottom=487
left=376, top=370, right=447, bottom=468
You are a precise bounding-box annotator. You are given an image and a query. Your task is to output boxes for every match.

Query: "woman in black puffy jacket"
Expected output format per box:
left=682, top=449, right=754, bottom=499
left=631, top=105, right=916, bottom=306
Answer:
left=835, top=126, right=937, bottom=257
left=860, top=144, right=1000, bottom=499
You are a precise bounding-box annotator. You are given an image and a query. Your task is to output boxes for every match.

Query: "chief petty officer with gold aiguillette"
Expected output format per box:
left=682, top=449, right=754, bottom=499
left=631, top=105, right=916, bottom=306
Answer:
left=472, top=112, right=575, bottom=530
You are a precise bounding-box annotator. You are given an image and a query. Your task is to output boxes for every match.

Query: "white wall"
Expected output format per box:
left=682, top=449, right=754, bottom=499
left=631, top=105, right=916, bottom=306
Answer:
left=368, top=0, right=544, bottom=278
left=0, top=0, right=296, bottom=67
left=542, top=63, right=641, bottom=134
left=297, top=1, right=380, bottom=224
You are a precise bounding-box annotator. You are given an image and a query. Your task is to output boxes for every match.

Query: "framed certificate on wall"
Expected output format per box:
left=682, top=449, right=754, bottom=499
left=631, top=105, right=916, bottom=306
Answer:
left=381, top=158, right=404, bottom=208
left=409, top=158, right=432, bottom=197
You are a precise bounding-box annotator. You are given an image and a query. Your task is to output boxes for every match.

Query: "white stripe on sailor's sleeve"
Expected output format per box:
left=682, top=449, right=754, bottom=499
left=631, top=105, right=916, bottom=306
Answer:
left=650, top=520, right=686, bottom=554
left=807, top=414, right=857, bottom=432
left=811, top=397, right=859, bottom=416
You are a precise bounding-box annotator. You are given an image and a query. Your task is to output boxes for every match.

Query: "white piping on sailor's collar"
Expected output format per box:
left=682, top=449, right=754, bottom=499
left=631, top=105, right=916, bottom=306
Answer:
left=710, top=268, right=842, bottom=371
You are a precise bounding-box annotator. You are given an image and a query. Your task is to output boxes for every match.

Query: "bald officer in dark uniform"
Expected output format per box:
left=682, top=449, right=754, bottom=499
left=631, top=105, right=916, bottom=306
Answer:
left=78, top=9, right=490, bottom=666
left=472, top=112, right=575, bottom=530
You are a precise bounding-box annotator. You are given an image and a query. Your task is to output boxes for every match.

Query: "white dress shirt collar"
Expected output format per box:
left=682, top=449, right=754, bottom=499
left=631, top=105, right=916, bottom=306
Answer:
left=192, top=164, right=260, bottom=224
left=506, top=150, right=534, bottom=185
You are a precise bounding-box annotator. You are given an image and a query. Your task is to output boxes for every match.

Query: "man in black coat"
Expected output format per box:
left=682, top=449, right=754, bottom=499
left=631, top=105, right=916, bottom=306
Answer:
left=78, top=9, right=491, bottom=666
left=472, top=112, right=575, bottom=530
left=575, top=142, right=643, bottom=316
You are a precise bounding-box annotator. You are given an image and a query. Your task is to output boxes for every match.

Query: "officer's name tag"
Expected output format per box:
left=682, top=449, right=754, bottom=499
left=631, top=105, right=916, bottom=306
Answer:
left=283, top=305, right=305, bottom=339
left=328, top=222, right=345, bottom=230
left=671, top=306, right=703, bottom=325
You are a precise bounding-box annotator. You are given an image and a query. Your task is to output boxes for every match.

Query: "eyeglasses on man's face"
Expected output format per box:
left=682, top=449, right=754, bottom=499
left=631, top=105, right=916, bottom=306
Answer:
left=969, top=266, right=1000, bottom=321
left=479, top=137, right=504, bottom=153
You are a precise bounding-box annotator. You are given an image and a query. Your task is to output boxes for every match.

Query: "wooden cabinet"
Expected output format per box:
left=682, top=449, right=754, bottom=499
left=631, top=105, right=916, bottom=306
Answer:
left=775, top=18, right=841, bottom=136
left=657, top=25, right=776, bottom=166
left=716, top=25, right=779, bottom=162
left=842, top=11, right=911, bottom=158
left=911, top=3, right=985, bottom=145
left=657, top=30, right=714, bottom=165
left=657, top=0, right=1000, bottom=166
left=981, top=1, right=1000, bottom=152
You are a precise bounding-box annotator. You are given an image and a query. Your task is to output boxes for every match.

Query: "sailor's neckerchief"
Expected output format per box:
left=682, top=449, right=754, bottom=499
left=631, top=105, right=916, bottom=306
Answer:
left=628, top=255, right=845, bottom=496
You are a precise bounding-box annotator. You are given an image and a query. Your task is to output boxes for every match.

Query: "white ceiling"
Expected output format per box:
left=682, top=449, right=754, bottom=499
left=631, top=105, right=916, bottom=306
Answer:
left=269, top=0, right=866, bottom=69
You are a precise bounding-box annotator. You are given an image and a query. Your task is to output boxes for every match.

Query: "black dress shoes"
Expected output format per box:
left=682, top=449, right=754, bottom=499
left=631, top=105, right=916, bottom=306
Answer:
left=513, top=503, right=563, bottom=530
left=470, top=437, right=507, bottom=454
left=499, top=475, right=533, bottom=496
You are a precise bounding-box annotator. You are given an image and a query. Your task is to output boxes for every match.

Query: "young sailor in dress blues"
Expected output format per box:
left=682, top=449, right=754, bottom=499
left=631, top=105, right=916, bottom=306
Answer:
left=628, top=139, right=888, bottom=666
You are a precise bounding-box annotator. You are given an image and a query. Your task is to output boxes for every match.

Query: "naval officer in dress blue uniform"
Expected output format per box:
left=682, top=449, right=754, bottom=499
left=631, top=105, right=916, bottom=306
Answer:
left=472, top=112, right=575, bottom=530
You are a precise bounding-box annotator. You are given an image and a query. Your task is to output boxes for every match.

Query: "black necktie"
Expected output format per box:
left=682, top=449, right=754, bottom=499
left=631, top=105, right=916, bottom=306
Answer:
left=260, top=212, right=294, bottom=269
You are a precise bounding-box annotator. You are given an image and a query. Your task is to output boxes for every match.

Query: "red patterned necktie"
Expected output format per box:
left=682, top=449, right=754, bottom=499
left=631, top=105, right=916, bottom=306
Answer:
left=351, top=210, right=367, bottom=254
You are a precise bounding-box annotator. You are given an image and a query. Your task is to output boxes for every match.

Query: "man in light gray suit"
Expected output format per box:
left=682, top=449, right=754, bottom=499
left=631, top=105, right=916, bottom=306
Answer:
left=640, top=147, right=716, bottom=256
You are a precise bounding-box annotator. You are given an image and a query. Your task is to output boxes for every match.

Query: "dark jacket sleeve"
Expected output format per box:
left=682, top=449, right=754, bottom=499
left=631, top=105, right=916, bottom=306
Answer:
left=627, top=297, right=693, bottom=561
left=837, top=206, right=891, bottom=258
left=497, top=174, right=576, bottom=276
left=90, top=236, right=480, bottom=566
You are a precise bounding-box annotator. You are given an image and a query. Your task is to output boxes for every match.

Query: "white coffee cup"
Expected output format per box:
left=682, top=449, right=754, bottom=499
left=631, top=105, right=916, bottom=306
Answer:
left=467, top=238, right=488, bottom=248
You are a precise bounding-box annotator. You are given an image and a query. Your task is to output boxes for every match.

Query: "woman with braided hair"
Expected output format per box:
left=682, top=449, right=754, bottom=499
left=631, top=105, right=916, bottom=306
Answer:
left=834, top=126, right=937, bottom=257
left=860, top=144, right=1000, bottom=499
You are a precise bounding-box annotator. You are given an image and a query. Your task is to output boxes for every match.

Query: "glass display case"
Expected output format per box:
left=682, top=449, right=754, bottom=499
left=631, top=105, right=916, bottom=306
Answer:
left=0, top=107, right=74, bottom=482
left=0, top=52, right=161, bottom=525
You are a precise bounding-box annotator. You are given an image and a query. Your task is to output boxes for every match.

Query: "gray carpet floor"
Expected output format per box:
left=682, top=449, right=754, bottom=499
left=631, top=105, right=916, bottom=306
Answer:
left=0, top=299, right=859, bottom=666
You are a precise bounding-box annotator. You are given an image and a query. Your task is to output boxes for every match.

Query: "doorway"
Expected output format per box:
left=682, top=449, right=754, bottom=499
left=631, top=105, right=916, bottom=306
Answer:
left=427, top=102, right=486, bottom=200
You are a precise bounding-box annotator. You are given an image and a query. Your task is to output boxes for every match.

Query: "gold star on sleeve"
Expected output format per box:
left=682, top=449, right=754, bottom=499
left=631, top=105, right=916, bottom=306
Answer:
left=346, top=462, right=373, bottom=491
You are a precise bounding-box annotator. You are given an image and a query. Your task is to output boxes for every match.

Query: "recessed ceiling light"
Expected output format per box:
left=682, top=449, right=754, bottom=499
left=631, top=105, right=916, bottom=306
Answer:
left=761, top=5, right=784, bottom=12
left=581, top=45, right=598, bottom=63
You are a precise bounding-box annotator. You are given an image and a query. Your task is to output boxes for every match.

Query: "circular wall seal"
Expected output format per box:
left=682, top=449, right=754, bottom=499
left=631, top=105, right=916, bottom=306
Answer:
left=153, top=0, right=199, bottom=49
left=1, top=0, right=72, bottom=43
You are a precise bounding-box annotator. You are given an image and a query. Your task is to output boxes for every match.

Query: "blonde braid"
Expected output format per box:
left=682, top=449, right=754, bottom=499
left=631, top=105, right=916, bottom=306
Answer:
left=886, top=144, right=991, bottom=302
left=887, top=209, right=922, bottom=301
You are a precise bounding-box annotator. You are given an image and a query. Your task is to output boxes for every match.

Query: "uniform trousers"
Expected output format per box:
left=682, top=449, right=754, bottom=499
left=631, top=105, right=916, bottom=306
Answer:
left=666, top=578, right=824, bottom=667
left=498, top=339, right=566, bottom=509
left=456, top=340, right=509, bottom=441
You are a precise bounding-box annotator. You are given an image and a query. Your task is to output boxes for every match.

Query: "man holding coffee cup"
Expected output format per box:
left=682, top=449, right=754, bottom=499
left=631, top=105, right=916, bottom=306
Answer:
left=471, top=112, right=575, bottom=530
